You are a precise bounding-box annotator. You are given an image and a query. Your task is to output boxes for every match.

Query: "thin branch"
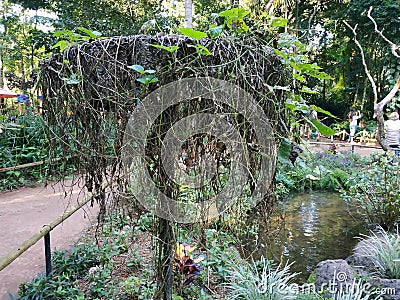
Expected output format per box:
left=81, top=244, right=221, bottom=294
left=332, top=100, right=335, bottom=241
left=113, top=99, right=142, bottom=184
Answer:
left=367, top=6, right=395, bottom=47
left=343, top=20, right=378, bottom=105
left=367, top=6, right=400, bottom=58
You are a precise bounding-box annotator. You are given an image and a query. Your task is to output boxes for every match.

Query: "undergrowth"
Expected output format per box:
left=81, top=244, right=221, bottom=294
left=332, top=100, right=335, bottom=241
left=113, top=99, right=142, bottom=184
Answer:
left=0, top=109, right=75, bottom=191
left=276, top=148, right=366, bottom=199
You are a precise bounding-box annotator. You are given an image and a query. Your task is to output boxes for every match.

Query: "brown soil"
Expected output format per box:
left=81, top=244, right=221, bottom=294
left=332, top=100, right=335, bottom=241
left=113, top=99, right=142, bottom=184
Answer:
left=0, top=179, right=98, bottom=300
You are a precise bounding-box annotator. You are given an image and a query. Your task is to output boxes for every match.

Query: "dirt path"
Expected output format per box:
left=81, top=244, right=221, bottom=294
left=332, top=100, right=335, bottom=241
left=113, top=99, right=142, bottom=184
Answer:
left=0, top=180, right=98, bottom=300
left=307, top=139, right=384, bottom=156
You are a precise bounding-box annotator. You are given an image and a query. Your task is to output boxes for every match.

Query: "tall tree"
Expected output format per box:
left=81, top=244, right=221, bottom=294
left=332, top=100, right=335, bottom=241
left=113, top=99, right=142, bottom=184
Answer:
left=184, top=0, right=193, bottom=28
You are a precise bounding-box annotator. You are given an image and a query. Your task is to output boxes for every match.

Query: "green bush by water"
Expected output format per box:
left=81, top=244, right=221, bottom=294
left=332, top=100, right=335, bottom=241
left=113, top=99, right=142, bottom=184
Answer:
left=276, top=149, right=365, bottom=199
left=341, top=153, right=400, bottom=230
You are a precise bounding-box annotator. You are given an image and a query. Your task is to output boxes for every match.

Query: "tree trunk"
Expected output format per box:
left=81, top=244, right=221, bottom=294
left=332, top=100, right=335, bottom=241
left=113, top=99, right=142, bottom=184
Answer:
left=0, top=54, right=3, bottom=88
left=155, top=218, right=174, bottom=300
left=184, top=0, right=193, bottom=28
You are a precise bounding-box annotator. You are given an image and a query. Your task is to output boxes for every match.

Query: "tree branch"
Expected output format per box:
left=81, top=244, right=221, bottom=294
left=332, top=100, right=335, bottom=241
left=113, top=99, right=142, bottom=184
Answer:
left=367, top=6, right=400, bottom=58
left=343, top=20, right=378, bottom=105
left=343, top=13, right=400, bottom=151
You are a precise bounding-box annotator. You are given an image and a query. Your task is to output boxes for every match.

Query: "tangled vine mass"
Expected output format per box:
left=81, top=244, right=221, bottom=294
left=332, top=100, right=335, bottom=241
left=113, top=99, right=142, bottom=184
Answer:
left=40, top=34, right=288, bottom=215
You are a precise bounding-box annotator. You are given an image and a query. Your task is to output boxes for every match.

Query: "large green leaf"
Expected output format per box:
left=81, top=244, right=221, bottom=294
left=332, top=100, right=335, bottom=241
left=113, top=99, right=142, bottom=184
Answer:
left=128, top=65, right=145, bottom=74
left=300, top=87, right=319, bottom=94
left=179, top=28, right=207, bottom=40
left=310, top=105, right=338, bottom=119
left=207, top=25, right=224, bottom=38
left=218, top=7, right=249, bottom=19
left=310, top=119, right=335, bottom=137
left=284, top=102, right=298, bottom=111
left=270, top=17, right=288, bottom=27
left=77, top=27, right=102, bottom=38
left=278, top=138, right=291, bottom=163
left=52, top=40, right=69, bottom=51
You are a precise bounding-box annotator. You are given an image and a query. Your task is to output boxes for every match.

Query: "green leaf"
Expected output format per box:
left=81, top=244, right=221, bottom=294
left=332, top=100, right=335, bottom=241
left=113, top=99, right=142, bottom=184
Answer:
left=150, top=44, right=179, bottom=53
left=278, top=138, right=291, bottom=163
left=179, top=28, right=207, bottom=40
left=136, top=77, right=147, bottom=84
left=285, top=102, right=298, bottom=111
left=274, top=49, right=288, bottom=61
left=292, top=62, right=322, bottom=72
left=128, top=65, right=145, bottom=74
left=148, top=77, right=159, bottom=83
left=293, top=73, right=306, bottom=82
left=144, top=69, right=156, bottom=74
left=189, top=44, right=212, bottom=55
left=77, top=27, right=102, bottom=38
left=218, top=8, right=250, bottom=31
left=207, top=25, right=224, bottom=38
left=300, top=87, right=319, bottom=94
left=137, top=75, right=158, bottom=85
left=238, top=21, right=249, bottom=33
left=310, top=119, right=335, bottom=137
left=270, top=17, right=288, bottom=27
left=52, top=40, right=69, bottom=51
left=54, top=30, right=74, bottom=38
left=313, top=71, right=333, bottom=80
left=310, top=105, right=338, bottom=119
left=218, top=8, right=249, bottom=19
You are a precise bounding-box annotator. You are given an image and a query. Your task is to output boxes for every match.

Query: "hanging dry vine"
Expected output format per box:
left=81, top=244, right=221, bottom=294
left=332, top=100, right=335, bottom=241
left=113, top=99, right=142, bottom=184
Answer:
left=40, top=34, right=288, bottom=299
left=41, top=34, right=287, bottom=209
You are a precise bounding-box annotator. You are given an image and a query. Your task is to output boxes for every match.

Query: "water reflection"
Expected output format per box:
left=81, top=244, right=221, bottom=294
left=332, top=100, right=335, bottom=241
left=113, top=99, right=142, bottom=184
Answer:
left=251, top=192, right=366, bottom=282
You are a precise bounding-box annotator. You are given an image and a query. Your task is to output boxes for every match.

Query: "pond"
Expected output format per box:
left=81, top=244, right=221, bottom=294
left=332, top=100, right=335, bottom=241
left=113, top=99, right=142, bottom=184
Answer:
left=251, top=192, right=366, bottom=282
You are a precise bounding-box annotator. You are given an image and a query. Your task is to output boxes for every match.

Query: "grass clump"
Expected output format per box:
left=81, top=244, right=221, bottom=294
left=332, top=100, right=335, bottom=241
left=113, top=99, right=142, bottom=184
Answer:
left=224, top=257, right=299, bottom=299
left=357, top=227, right=400, bottom=279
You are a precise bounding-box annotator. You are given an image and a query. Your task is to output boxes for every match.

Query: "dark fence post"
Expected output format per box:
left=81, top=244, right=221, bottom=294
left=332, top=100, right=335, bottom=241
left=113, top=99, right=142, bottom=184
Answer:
left=44, top=232, right=52, bottom=277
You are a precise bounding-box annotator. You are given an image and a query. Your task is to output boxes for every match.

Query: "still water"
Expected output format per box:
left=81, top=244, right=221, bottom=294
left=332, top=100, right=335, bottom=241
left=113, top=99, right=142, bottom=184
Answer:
left=253, top=192, right=366, bottom=282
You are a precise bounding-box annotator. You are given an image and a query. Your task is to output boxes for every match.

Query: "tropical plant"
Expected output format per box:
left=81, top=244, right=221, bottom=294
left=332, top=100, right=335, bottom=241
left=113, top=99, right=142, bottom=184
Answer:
left=174, top=242, right=203, bottom=286
left=276, top=150, right=363, bottom=198
left=341, top=152, right=400, bottom=229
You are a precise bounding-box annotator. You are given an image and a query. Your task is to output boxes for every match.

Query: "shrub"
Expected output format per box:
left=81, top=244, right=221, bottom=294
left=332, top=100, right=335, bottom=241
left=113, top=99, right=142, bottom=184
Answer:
left=18, top=274, right=84, bottom=300
left=341, top=153, right=400, bottom=229
left=276, top=150, right=363, bottom=197
left=52, top=243, right=102, bottom=278
left=357, top=228, right=400, bottom=279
